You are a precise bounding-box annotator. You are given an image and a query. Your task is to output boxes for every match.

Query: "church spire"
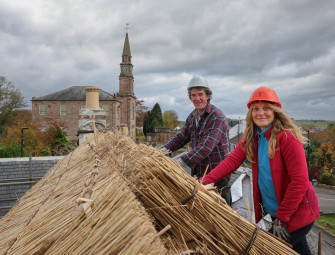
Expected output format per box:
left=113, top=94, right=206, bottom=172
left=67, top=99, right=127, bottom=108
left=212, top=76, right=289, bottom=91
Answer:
left=120, top=25, right=133, bottom=77
left=118, top=24, right=136, bottom=140
left=122, top=23, right=131, bottom=59
left=122, top=33, right=131, bottom=58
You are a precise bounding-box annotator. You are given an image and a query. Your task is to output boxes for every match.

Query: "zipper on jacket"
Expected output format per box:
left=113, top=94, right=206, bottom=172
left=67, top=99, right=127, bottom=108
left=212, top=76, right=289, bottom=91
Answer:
left=304, top=196, right=314, bottom=215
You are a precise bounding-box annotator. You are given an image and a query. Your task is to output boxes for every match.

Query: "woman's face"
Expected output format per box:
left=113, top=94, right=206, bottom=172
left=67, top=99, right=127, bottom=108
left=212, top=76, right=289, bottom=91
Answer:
left=251, top=101, right=275, bottom=130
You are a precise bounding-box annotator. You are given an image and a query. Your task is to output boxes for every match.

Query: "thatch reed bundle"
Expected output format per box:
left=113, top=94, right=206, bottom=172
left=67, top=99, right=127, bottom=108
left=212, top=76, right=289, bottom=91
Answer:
left=0, top=131, right=297, bottom=254
left=0, top=133, right=166, bottom=255
left=102, top=132, right=297, bottom=255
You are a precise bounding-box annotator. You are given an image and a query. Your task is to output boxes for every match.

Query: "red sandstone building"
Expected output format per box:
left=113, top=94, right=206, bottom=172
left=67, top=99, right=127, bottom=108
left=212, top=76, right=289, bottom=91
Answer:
left=31, top=33, right=136, bottom=143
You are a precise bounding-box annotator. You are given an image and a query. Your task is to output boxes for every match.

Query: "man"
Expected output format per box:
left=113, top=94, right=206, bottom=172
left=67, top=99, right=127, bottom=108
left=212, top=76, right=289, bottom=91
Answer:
left=162, top=75, right=231, bottom=205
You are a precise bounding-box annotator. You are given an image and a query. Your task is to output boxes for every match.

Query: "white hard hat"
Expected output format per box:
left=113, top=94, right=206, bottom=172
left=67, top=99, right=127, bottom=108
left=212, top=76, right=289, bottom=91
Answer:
left=188, top=75, right=210, bottom=89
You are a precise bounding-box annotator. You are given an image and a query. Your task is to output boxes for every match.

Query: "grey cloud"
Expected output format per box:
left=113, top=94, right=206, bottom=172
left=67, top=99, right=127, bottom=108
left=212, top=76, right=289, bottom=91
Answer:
left=0, top=0, right=334, bottom=120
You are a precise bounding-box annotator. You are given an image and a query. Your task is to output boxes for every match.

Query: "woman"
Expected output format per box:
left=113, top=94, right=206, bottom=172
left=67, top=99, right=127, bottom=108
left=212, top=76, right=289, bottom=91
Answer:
left=202, top=86, right=320, bottom=254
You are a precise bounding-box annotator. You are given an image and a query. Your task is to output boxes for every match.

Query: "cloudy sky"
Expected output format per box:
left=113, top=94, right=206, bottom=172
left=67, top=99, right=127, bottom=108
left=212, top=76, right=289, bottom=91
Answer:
left=1, top=0, right=335, bottom=120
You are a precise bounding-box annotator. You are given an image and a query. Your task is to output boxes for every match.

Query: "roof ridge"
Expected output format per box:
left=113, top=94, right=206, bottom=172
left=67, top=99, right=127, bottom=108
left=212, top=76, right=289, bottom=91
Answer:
left=32, top=86, right=116, bottom=101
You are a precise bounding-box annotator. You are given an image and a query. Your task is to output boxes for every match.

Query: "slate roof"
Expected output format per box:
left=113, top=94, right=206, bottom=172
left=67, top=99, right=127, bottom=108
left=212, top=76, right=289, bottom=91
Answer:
left=32, top=86, right=116, bottom=101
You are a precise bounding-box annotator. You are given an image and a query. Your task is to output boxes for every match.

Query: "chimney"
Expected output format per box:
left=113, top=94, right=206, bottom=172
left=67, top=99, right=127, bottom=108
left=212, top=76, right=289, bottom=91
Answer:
left=85, top=87, right=100, bottom=108
left=120, top=124, right=129, bottom=136
left=78, top=86, right=107, bottom=145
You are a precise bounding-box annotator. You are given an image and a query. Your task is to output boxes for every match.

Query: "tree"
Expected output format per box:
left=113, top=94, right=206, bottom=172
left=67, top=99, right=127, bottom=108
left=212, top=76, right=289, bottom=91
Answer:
left=306, top=138, right=321, bottom=170
left=43, top=120, right=74, bottom=156
left=1, top=111, right=74, bottom=157
left=143, top=103, right=163, bottom=137
left=163, top=110, right=179, bottom=129
left=319, top=124, right=335, bottom=146
left=314, top=143, right=335, bottom=171
left=136, top=99, right=150, bottom=127
left=310, top=123, right=335, bottom=146
left=0, top=77, right=26, bottom=136
left=143, top=111, right=152, bottom=136
left=150, top=103, right=163, bottom=127
left=0, top=143, right=28, bottom=158
left=1, top=110, right=51, bottom=156
left=309, top=124, right=335, bottom=170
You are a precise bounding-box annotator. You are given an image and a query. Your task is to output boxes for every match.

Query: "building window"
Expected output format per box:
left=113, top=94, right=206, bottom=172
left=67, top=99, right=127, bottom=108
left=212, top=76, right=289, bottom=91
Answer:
left=39, top=104, right=46, bottom=115
left=102, top=104, right=109, bottom=115
left=60, top=104, right=67, bottom=115
left=81, top=104, right=86, bottom=109
left=131, top=103, right=135, bottom=120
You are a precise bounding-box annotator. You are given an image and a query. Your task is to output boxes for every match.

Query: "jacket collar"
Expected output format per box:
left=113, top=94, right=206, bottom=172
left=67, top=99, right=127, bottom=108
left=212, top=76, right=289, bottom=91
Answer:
left=255, top=124, right=273, bottom=139
left=192, top=102, right=212, bottom=118
left=257, top=124, right=272, bottom=135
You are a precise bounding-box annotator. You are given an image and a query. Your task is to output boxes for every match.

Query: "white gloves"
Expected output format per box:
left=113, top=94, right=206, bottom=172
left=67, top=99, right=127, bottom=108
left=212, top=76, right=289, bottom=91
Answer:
left=161, top=147, right=168, bottom=153
left=273, top=218, right=290, bottom=241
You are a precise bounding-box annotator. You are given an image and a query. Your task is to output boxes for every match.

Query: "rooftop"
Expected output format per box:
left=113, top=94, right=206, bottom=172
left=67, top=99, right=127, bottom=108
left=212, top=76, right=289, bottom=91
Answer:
left=32, top=86, right=116, bottom=101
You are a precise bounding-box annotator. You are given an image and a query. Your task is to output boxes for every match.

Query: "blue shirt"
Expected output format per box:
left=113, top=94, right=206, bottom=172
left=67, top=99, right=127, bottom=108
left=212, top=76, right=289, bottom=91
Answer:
left=257, top=124, right=278, bottom=217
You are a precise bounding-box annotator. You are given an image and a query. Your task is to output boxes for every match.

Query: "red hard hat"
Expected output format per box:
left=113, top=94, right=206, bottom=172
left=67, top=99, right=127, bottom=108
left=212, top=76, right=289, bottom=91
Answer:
left=247, top=86, right=282, bottom=109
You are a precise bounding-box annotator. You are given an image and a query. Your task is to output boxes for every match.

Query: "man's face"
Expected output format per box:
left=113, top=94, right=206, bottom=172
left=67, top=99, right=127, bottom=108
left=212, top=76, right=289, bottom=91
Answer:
left=190, top=88, right=209, bottom=114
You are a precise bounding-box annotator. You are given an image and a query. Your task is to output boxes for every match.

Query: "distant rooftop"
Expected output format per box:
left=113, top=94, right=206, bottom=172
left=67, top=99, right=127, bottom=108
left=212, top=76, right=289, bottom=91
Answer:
left=229, top=120, right=246, bottom=140
left=32, top=86, right=116, bottom=101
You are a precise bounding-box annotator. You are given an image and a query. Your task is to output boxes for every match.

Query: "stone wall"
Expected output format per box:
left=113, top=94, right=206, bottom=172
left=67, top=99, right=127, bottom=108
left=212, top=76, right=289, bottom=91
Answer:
left=0, top=156, right=64, bottom=217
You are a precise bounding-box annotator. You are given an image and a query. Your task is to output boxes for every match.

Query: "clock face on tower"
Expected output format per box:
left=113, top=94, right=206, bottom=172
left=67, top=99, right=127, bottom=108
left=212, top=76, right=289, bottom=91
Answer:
left=123, top=66, right=128, bottom=73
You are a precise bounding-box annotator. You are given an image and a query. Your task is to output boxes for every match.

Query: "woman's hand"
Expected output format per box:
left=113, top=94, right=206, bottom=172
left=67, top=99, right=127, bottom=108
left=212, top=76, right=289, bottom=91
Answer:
left=273, top=218, right=290, bottom=241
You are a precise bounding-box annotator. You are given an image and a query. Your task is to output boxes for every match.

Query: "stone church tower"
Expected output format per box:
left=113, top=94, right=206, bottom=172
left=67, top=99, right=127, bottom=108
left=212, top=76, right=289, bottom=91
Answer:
left=31, top=32, right=137, bottom=143
left=118, top=32, right=136, bottom=140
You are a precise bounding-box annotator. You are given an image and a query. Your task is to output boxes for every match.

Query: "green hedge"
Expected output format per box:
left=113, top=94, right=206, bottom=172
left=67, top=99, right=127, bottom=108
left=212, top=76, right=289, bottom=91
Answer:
left=0, top=143, right=28, bottom=158
left=321, top=171, right=335, bottom=186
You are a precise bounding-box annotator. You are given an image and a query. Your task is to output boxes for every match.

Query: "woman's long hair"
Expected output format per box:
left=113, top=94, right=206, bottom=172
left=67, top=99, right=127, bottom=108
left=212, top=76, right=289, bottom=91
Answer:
left=241, top=103, right=307, bottom=162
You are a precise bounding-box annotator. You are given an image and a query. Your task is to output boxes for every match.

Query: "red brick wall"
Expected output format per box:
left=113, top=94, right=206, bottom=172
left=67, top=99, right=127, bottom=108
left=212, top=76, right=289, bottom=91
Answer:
left=117, top=95, right=136, bottom=141
left=119, top=77, right=134, bottom=96
left=32, top=100, right=121, bottom=143
left=146, top=132, right=176, bottom=142
left=118, top=75, right=136, bottom=141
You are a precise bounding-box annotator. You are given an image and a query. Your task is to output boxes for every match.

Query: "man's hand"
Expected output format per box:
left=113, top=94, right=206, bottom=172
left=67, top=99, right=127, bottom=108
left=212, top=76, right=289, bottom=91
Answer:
left=272, top=218, right=290, bottom=241
left=161, top=147, right=168, bottom=153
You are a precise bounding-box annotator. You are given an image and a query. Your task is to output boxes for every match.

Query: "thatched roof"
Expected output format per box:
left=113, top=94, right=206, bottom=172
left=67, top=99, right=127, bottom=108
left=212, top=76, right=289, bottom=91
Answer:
left=0, top=132, right=297, bottom=254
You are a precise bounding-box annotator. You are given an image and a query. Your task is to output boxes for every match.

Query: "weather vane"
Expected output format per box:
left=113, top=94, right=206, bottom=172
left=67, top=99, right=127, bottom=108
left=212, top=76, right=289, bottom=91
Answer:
left=124, top=23, right=131, bottom=33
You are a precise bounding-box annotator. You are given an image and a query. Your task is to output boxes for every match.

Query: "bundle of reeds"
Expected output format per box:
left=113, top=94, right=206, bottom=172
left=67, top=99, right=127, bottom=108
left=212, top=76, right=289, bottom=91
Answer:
left=0, top=132, right=166, bottom=255
left=0, top=131, right=297, bottom=254
left=101, top=132, right=298, bottom=255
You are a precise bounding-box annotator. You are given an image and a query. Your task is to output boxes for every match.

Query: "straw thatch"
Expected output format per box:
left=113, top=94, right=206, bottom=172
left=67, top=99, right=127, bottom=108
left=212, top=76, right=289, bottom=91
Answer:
left=0, top=131, right=297, bottom=254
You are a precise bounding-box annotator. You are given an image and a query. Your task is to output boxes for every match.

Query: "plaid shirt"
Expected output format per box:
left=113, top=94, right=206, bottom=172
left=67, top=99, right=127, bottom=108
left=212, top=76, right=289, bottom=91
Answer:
left=164, top=103, right=229, bottom=177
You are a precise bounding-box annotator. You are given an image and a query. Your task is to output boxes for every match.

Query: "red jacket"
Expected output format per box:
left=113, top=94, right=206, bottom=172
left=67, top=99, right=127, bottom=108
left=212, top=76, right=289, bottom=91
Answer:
left=203, top=127, right=320, bottom=232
